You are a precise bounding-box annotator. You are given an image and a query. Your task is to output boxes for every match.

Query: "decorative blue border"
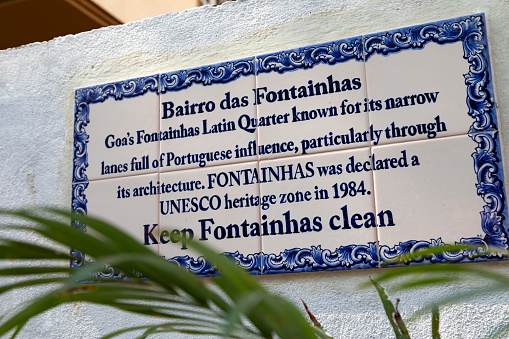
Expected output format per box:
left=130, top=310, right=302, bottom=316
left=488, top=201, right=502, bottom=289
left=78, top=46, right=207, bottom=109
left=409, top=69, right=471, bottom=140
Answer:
left=72, top=14, right=507, bottom=276
left=164, top=243, right=379, bottom=277
left=380, top=131, right=507, bottom=265
left=366, top=14, right=506, bottom=267
left=256, top=35, right=364, bottom=74
left=70, top=182, right=87, bottom=269
left=71, top=75, right=158, bottom=274
left=71, top=182, right=134, bottom=278
left=363, top=14, right=497, bottom=134
left=73, top=75, right=158, bottom=183
left=160, top=57, right=255, bottom=93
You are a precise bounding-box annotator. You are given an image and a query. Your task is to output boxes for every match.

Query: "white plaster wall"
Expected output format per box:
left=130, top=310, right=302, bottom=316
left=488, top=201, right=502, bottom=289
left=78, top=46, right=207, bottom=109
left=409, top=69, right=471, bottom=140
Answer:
left=1, top=0, right=509, bottom=337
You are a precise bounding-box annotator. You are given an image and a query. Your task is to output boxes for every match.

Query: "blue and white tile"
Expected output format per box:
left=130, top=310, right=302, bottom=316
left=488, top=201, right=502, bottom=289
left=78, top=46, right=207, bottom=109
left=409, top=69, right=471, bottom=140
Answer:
left=72, top=173, right=160, bottom=254
left=372, top=132, right=507, bottom=265
left=255, top=36, right=369, bottom=161
left=158, top=162, right=262, bottom=275
left=364, top=14, right=496, bottom=146
left=159, top=57, right=258, bottom=173
left=258, top=148, right=378, bottom=274
left=73, top=75, right=160, bottom=182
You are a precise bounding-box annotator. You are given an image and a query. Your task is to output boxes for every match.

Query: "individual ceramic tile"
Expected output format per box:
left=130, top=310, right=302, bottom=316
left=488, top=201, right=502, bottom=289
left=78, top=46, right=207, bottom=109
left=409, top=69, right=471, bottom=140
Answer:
left=258, top=148, right=378, bottom=274
left=158, top=57, right=258, bottom=173
left=255, top=36, right=369, bottom=160
left=158, top=161, right=262, bottom=275
left=373, top=132, right=508, bottom=264
left=73, top=75, right=160, bottom=182
left=364, top=14, right=498, bottom=146
left=71, top=173, right=160, bottom=255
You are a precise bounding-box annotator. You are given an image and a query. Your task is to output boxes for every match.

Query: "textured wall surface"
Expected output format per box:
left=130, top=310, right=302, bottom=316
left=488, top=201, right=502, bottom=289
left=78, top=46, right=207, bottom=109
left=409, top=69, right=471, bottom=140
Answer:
left=0, top=0, right=508, bottom=337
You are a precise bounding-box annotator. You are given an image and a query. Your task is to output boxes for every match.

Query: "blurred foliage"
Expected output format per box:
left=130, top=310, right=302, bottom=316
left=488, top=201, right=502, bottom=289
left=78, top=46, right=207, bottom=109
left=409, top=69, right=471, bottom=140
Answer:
left=0, top=208, right=331, bottom=339
left=368, top=245, right=509, bottom=339
left=1, top=208, right=507, bottom=338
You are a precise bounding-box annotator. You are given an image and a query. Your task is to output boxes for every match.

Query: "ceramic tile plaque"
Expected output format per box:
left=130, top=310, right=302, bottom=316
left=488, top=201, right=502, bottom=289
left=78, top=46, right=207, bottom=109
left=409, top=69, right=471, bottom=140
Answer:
left=72, top=14, right=508, bottom=277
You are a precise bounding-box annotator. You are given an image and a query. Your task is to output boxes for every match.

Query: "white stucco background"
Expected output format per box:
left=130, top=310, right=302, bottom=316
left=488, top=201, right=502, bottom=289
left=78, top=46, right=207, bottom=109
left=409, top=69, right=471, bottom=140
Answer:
left=1, top=0, right=509, bottom=337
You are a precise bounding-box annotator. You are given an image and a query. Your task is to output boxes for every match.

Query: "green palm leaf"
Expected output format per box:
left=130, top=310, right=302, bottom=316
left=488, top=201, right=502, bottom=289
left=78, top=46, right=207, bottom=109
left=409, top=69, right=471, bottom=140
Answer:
left=0, top=208, right=323, bottom=338
left=367, top=244, right=509, bottom=339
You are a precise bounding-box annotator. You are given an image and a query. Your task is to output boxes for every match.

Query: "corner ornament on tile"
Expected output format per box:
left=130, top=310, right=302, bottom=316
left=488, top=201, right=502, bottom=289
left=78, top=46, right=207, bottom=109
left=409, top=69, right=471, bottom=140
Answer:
left=160, top=59, right=255, bottom=92
left=379, top=132, right=507, bottom=265
left=73, top=75, right=159, bottom=183
left=256, top=37, right=364, bottom=74
left=70, top=182, right=88, bottom=269
left=364, top=15, right=496, bottom=134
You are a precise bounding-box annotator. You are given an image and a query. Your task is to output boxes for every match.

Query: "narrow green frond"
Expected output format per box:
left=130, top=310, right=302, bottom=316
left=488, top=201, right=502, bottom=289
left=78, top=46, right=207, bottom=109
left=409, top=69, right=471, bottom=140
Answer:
left=9, top=321, right=26, bottom=339
left=188, top=239, right=264, bottom=293
left=370, top=278, right=409, bottom=339
left=48, top=208, right=155, bottom=255
left=407, top=284, right=506, bottom=322
left=0, top=240, right=71, bottom=260
left=485, top=320, right=509, bottom=338
left=102, top=322, right=261, bottom=339
left=222, top=291, right=266, bottom=338
left=0, top=266, right=70, bottom=276
left=3, top=211, right=118, bottom=257
left=311, top=326, right=335, bottom=339
left=0, top=289, right=68, bottom=336
left=382, top=245, right=485, bottom=266
left=372, top=263, right=509, bottom=287
left=257, top=294, right=319, bottom=339
left=139, top=322, right=257, bottom=339
left=391, top=276, right=458, bottom=291
left=106, top=302, right=222, bottom=321
left=431, top=305, right=440, bottom=339
left=0, top=278, right=64, bottom=294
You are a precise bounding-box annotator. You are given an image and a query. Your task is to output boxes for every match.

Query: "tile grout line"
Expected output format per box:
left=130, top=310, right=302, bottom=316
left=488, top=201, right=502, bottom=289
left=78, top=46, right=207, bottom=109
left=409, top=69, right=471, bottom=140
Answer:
left=77, top=127, right=487, bottom=186
left=362, top=34, right=382, bottom=270
left=157, top=73, right=162, bottom=258
left=254, top=55, right=265, bottom=275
